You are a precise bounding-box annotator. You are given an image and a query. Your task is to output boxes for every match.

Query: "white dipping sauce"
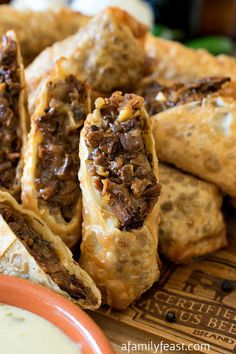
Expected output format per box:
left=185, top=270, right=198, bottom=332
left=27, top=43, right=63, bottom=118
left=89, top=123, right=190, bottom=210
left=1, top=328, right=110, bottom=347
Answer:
left=0, top=304, right=82, bottom=354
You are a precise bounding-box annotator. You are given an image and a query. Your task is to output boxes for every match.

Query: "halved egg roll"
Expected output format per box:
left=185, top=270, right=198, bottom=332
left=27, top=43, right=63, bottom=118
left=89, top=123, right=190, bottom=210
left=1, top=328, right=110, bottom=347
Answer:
left=22, top=58, right=90, bottom=248
left=0, top=31, right=28, bottom=200
left=79, top=92, right=161, bottom=310
left=159, top=163, right=227, bottom=263
left=0, top=6, right=89, bottom=65
left=26, top=7, right=147, bottom=95
left=152, top=96, right=236, bottom=197
left=0, top=191, right=101, bottom=309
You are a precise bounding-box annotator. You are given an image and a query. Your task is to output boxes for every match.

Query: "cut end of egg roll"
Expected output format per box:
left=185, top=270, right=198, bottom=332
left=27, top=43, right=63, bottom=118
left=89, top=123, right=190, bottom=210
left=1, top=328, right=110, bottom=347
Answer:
left=79, top=92, right=161, bottom=310
left=152, top=95, right=236, bottom=197
left=159, top=163, right=227, bottom=264
left=0, top=30, right=28, bottom=199
left=0, top=191, right=101, bottom=309
left=26, top=7, right=148, bottom=95
left=22, top=58, right=90, bottom=248
left=139, top=76, right=230, bottom=116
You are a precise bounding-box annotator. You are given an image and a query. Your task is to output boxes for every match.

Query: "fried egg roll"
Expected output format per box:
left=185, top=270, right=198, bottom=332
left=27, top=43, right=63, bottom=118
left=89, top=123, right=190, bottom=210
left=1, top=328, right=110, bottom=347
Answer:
left=152, top=96, right=236, bottom=197
left=26, top=7, right=147, bottom=95
left=0, top=191, right=101, bottom=309
left=159, top=163, right=227, bottom=263
left=0, top=6, right=89, bottom=65
left=22, top=58, right=90, bottom=247
left=79, top=92, right=161, bottom=310
left=0, top=31, right=28, bottom=200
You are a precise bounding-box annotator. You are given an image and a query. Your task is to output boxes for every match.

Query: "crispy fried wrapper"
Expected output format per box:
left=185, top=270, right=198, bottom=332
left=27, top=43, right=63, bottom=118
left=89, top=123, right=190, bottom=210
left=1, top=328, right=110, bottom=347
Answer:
left=0, top=6, right=89, bottom=65
left=0, top=191, right=101, bottom=309
left=26, top=7, right=148, bottom=95
left=0, top=30, right=29, bottom=200
left=159, top=163, right=227, bottom=263
left=22, top=58, right=90, bottom=248
left=152, top=96, right=236, bottom=197
left=79, top=92, right=161, bottom=310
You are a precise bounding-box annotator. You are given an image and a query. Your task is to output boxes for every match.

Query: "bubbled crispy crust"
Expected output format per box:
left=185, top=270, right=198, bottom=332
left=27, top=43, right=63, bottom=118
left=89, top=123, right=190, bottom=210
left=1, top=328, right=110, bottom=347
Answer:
left=21, top=58, right=89, bottom=248
left=152, top=96, right=236, bottom=197
left=79, top=93, right=160, bottom=310
left=0, top=191, right=101, bottom=309
left=159, top=163, right=227, bottom=263
left=26, top=7, right=148, bottom=95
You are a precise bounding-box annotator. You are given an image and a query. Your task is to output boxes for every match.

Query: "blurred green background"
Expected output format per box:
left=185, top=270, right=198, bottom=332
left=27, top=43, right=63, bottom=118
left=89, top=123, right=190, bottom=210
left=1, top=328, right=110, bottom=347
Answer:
left=146, top=0, right=236, bottom=55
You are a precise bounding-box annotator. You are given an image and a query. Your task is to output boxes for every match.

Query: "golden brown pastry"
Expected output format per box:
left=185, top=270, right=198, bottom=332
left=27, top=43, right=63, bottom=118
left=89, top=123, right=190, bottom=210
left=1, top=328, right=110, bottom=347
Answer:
left=159, top=163, right=227, bottom=263
left=0, top=30, right=28, bottom=200
left=22, top=58, right=90, bottom=248
left=152, top=96, right=236, bottom=197
left=0, top=6, right=89, bottom=65
left=26, top=7, right=148, bottom=95
left=0, top=191, right=101, bottom=309
left=79, top=92, right=161, bottom=310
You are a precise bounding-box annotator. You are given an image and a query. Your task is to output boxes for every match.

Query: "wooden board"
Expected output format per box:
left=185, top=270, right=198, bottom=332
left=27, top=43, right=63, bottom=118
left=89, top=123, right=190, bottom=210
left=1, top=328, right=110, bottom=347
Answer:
left=88, top=213, right=236, bottom=354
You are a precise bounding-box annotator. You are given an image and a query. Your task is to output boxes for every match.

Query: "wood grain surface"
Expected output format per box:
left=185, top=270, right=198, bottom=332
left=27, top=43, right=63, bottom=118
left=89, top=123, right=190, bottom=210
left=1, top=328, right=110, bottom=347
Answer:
left=88, top=211, right=236, bottom=354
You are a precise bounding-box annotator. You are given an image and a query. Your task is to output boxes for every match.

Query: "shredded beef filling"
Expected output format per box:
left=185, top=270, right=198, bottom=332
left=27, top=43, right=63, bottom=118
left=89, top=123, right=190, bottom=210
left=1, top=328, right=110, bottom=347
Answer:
left=35, top=76, right=87, bottom=222
left=0, top=204, right=96, bottom=302
left=85, top=93, right=161, bottom=230
left=0, top=36, right=21, bottom=190
left=142, top=76, right=230, bottom=116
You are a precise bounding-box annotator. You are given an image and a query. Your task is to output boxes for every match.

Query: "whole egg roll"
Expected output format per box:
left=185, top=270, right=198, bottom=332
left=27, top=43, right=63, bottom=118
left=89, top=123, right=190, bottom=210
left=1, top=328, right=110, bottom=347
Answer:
left=159, top=163, right=227, bottom=263
left=152, top=96, right=236, bottom=197
left=0, top=30, right=28, bottom=200
left=79, top=92, right=161, bottom=310
left=0, top=191, right=101, bottom=309
left=26, top=7, right=148, bottom=95
left=0, top=6, right=89, bottom=65
left=21, top=58, right=90, bottom=248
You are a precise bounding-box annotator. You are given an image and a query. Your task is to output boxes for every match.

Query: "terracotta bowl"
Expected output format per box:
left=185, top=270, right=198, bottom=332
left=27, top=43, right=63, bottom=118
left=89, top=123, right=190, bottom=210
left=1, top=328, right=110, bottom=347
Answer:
left=0, top=274, right=114, bottom=354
